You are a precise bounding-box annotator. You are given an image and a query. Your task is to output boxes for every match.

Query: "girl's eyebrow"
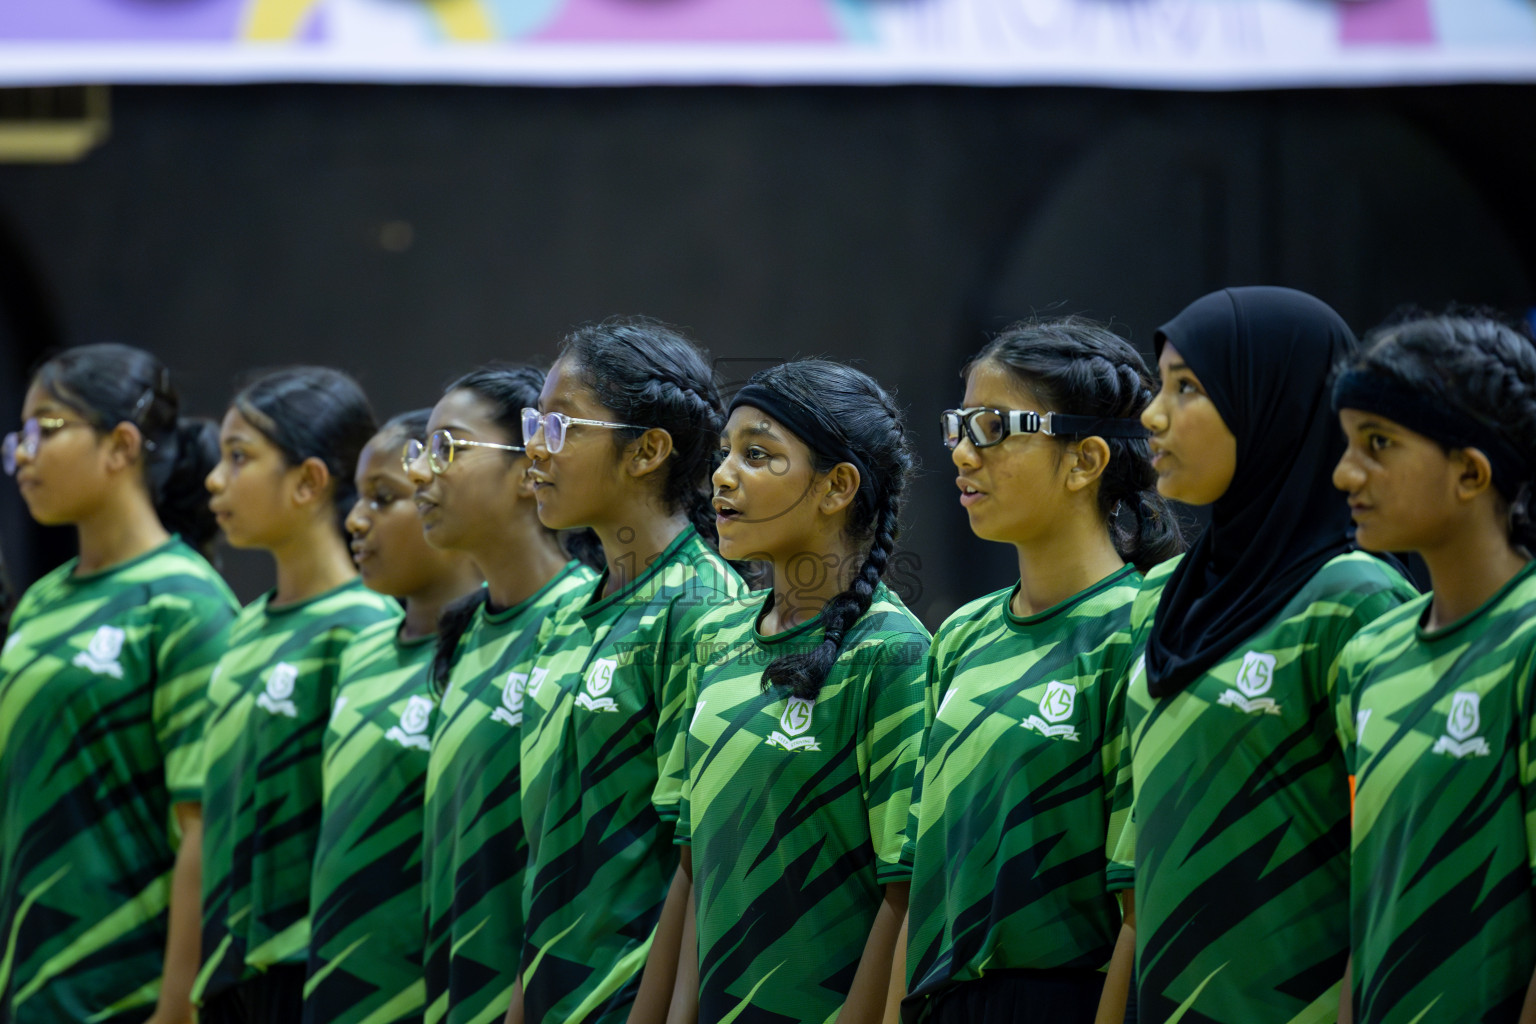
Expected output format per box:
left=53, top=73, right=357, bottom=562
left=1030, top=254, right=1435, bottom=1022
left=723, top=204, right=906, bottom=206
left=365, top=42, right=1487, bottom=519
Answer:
left=1166, top=362, right=1191, bottom=374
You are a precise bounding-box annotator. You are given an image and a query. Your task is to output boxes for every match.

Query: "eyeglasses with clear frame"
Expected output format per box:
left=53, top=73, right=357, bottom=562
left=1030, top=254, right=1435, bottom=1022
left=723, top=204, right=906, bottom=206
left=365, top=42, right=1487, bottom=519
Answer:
left=3, top=417, right=93, bottom=476
left=520, top=408, right=647, bottom=454
left=401, top=428, right=525, bottom=476
left=941, top=407, right=1149, bottom=450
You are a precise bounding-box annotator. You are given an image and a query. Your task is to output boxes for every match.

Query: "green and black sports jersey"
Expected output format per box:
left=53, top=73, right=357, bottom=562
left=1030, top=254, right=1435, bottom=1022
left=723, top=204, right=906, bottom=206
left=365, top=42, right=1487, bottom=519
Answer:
left=194, top=577, right=397, bottom=1005
left=0, top=538, right=237, bottom=1024
left=519, top=528, right=747, bottom=1024
left=1111, top=552, right=1415, bottom=1024
left=904, top=565, right=1141, bottom=1015
left=421, top=562, right=597, bottom=1024
left=678, top=583, right=927, bottom=1024
left=1335, top=561, right=1536, bottom=1024
left=305, top=614, right=437, bottom=1024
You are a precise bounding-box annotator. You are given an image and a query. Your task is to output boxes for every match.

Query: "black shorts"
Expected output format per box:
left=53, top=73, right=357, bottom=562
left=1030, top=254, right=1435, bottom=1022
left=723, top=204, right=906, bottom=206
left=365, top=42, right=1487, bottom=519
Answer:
left=920, top=968, right=1107, bottom=1024
left=197, top=965, right=306, bottom=1024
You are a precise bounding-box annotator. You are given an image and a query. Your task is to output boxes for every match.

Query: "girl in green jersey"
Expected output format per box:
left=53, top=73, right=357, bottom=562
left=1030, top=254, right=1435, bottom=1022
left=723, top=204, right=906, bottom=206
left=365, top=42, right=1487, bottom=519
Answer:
left=303, top=410, right=482, bottom=1023
left=509, top=318, right=747, bottom=1024
left=670, top=359, right=926, bottom=1024
left=0, top=343, right=237, bottom=1024
left=1114, top=288, right=1417, bottom=1024
left=1331, top=314, right=1536, bottom=1024
left=196, top=367, right=398, bottom=1023
left=905, top=319, right=1181, bottom=1024
left=412, top=366, right=601, bottom=1024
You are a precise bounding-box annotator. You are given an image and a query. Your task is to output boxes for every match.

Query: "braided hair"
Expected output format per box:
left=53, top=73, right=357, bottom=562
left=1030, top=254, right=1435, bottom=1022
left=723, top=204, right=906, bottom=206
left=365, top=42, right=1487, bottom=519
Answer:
left=1349, top=312, right=1536, bottom=550
left=560, top=317, right=726, bottom=545
left=428, top=365, right=603, bottom=688
left=34, top=343, right=220, bottom=549
left=741, top=360, right=915, bottom=701
left=969, top=317, right=1185, bottom=573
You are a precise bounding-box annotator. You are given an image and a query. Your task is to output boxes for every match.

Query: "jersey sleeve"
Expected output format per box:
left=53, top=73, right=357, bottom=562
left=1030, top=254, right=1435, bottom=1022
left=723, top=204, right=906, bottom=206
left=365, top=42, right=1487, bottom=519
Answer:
left=1105, top=656, right=1141, bottom=892
left=1332, top=634, right=1366, bottom=776
left=1101, top=641, right=1133, bottom=888
left=901, top=643, right=944, bottom=870
left=152, top=587, right=238, bottom=806
left=1520, top=655, right=1536, bottom=887
left=859, top=632, right=929, bottom=885
left=651, top=596, right=709, bottom=821
left=673, top=656, right=700, bottom=847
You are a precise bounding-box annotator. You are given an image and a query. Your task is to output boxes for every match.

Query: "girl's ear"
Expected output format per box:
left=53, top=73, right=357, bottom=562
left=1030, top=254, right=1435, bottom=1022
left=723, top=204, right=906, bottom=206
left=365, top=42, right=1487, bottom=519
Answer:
left=1064, top=436, right=1112, bottom=493
left=1452, top=447, right=1495, bottom=503
left=625, top=428, right=675, bottom=481
left=818, top=463, right=861, bottom=517
left=103, top=422, right=146, bottom=473
left=291, top=456, right=334, bottom=508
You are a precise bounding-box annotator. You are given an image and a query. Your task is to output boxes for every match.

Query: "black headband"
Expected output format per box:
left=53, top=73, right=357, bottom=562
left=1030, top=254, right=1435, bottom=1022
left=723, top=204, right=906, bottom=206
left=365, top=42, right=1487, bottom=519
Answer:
left=729, top=384, right=876, bottom=517
left=1332, top=368, right=1533, bottom=498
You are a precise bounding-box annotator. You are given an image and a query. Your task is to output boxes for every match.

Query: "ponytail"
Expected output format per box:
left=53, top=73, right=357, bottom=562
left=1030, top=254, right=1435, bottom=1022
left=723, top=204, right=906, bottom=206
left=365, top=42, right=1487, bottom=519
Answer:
left=157, top=417, right=221, bottom=551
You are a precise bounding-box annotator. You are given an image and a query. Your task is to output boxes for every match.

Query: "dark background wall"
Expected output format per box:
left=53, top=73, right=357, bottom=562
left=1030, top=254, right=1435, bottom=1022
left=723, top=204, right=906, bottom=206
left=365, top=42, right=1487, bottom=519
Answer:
left=1, top=83, right=1532, bottom=627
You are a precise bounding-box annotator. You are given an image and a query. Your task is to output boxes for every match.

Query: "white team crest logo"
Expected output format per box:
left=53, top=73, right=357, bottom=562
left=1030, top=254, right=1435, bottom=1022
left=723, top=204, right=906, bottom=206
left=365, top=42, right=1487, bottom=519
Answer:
left=492, top=669, right=541, bottom=728
left=1218, top=652, right=1282, bottom=716
left=576, top=658, right=620, bottom=713
left=257, top=662, right=300, bottom=718
left=1022, top=681, right=1080, bottom=741
left=1432, top=691, right=1491, bottom=759
left=72, top=625, right=126, bottom=679
left=386, top=695, right=435, bottom=750
left=3, top=631, right=23, bottom=658
left=767, top=696, right=820, bottom=752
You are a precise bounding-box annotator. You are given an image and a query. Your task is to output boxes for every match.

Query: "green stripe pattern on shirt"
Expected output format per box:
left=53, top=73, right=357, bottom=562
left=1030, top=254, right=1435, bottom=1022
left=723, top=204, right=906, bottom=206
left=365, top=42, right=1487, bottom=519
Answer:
left=1335, top=561, right=1536, bottom=1024
left=194, top=577, right=397, bottom=1004
left=905, top=565, right=1141, bottom=1013
left=305, top=614, right=437, bottom=1024
left=1111, top=552, right=1416, bottom=1024
left=519, top=528, right=747, bottom=1024
left=678, top=583, right=928, bottom=1024
left=0, top=538, right=237, bottom=1024
left=421, top=562, right=597, bottom=1024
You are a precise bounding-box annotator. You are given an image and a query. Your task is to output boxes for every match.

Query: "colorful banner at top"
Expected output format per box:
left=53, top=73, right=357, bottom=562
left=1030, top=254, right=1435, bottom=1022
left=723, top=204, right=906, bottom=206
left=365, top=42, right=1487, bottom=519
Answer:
left=1, top=0, right=1534, bottom=87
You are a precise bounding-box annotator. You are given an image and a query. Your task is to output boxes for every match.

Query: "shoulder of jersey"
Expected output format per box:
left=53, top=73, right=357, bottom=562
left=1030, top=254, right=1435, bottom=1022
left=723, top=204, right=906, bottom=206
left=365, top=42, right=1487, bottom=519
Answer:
left=1305, top=550, right=1418, bottom=603
left=861, top=585, right=931, bottom=639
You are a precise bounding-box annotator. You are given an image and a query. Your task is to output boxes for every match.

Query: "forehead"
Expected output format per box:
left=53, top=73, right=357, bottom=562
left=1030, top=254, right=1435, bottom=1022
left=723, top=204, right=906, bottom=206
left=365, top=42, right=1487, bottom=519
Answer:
left=538, top=358, right=609, bottom=417
left=355, top=434, right=412, bottom=482
left=962, top=360, right=1046, bottom=412
left=427, top=387, right=500, bottom=435
left=219, top=406, right=266, bottom=441
left=19, top=383, right=67, bottom=417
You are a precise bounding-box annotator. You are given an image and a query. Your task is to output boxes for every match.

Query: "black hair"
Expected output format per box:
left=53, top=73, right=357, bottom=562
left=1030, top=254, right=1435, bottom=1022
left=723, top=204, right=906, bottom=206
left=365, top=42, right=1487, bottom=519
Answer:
left=743, top=360, right=915, bottom=701
left=233, top=366, right=377, bottom=539
left=968, top=316, right=1186, bottom=573
left=559, top=317, right=726, bottom=546
left=428, top=365, right=603, bottom=688
left=33, top=342, right=219, bottom=548
left=1348, top=311, right=1536, bottom=550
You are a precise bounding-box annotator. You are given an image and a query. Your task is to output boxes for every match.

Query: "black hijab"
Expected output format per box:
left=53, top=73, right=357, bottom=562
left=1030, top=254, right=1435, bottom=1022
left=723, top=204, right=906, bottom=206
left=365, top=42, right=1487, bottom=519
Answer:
left=1144, top=286, right=1358, bottom=698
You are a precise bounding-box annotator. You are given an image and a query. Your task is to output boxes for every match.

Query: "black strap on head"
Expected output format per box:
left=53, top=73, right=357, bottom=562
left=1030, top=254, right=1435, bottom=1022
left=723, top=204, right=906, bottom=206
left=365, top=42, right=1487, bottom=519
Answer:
left=1333, top=368, right=1533, bottom=499
left=1043, top=412, right=1151, bottom=439
left=729, top=384, right=876, bottom=518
